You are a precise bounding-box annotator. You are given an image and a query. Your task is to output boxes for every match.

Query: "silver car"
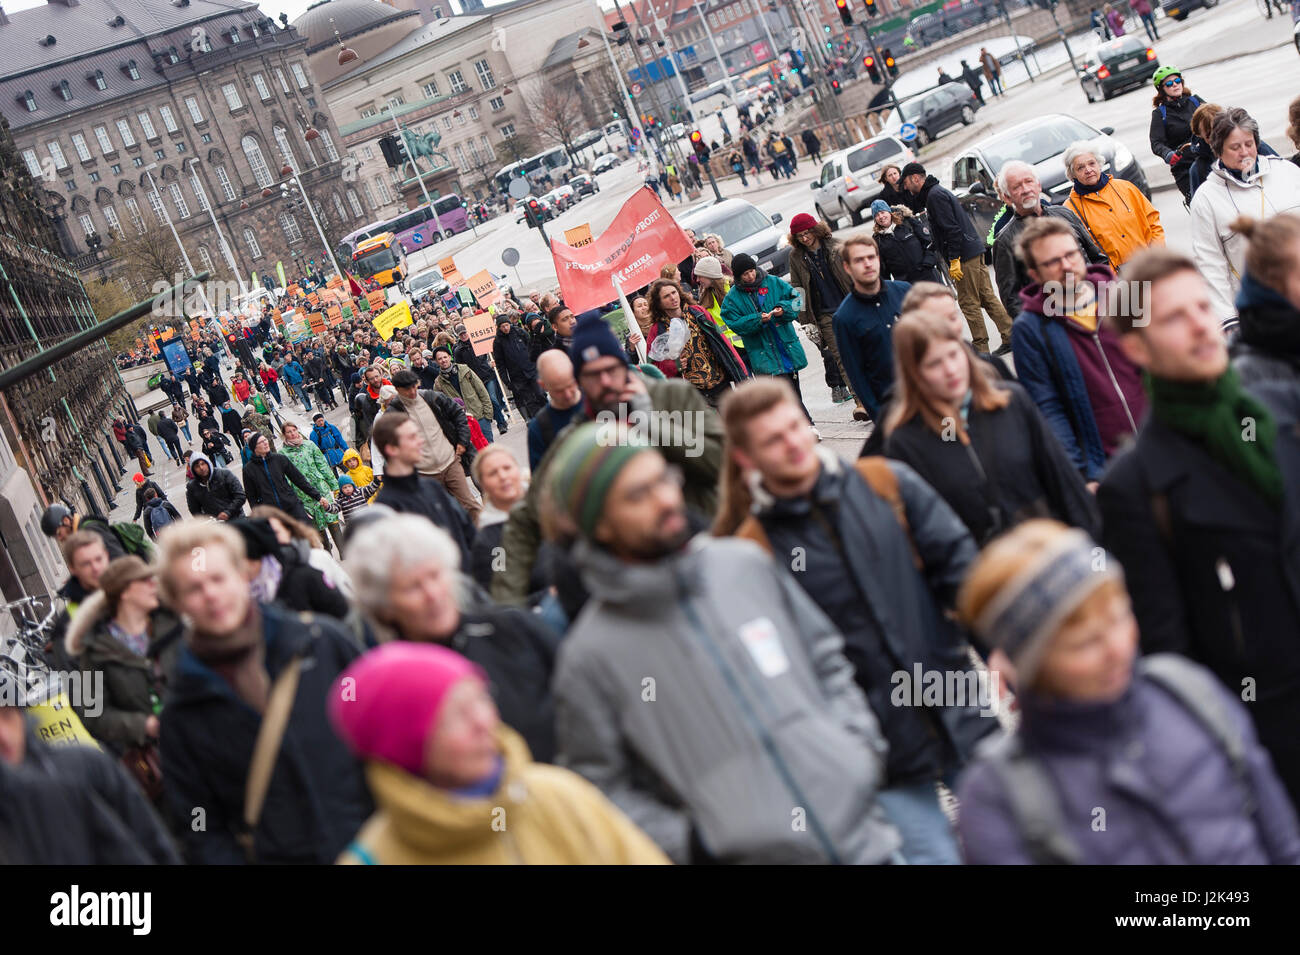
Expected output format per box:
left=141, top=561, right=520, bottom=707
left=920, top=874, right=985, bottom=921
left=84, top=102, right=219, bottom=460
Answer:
left=811, top=134, right=914, bottom=228
left=677, top=197, right=789, bottom=276
left=406, top=268, right=449, bottom=304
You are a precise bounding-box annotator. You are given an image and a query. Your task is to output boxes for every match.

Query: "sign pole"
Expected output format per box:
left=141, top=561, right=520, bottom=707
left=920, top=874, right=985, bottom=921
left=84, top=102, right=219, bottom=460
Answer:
left=613, top=276, right=647, bottom=363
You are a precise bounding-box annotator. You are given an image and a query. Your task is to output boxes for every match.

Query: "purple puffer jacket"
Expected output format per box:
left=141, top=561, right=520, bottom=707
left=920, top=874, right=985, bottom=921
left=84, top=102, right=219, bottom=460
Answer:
left=957, top=662, right=1300, bottom=864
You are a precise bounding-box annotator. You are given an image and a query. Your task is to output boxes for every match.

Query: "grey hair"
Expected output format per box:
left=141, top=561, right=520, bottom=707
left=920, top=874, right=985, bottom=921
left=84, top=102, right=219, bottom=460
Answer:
left=344, top=514, right=462, bottom=620
left=1062, top=140, right=1104, bottom=177
left=1209, top=107, right=1260, bottom=157
left=995, top=159, right=1037, bottom=198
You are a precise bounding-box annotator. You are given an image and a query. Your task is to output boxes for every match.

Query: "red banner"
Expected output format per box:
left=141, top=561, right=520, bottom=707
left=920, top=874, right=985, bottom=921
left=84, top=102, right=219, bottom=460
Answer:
left=550, top=187, right=694, bottom=313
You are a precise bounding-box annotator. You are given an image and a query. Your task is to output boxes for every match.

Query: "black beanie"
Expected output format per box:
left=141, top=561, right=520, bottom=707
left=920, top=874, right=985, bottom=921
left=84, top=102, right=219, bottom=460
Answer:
left=231, top=518, right=280, bottom=561
left=731, top=252, right=758, bottom=276
left=569, top=312, right=628, bottom=376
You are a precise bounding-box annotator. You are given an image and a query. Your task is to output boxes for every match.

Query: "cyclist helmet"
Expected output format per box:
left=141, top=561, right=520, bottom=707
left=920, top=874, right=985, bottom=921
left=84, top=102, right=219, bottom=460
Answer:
left=40, top=503, right=71, bottom=538
left=1152, top=67, right=1183, bottom=91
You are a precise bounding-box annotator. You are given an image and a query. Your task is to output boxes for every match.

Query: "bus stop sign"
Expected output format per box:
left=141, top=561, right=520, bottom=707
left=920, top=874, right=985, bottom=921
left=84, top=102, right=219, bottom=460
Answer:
left=899, top=123, right=918, bottom=143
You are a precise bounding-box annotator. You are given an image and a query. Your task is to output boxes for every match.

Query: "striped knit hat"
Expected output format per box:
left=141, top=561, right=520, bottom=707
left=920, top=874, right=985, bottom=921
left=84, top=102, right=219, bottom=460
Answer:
left=546, top=421, right=646, bottom=538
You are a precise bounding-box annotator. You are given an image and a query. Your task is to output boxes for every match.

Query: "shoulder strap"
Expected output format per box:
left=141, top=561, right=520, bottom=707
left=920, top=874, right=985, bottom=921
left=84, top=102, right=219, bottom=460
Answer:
left=977, top=734, right=1083, bottom=864
left=852, top=459, right=921, bottom=569
left=238, top=653, right=304, bottom=863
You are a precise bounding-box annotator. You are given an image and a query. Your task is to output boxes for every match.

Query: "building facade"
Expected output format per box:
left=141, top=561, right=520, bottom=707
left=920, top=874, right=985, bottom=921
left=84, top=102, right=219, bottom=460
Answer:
left=0, top=0, right=369, bottom=295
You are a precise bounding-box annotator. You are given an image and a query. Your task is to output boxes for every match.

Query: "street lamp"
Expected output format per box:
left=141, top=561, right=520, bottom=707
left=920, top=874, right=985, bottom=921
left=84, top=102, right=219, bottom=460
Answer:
left=187, top=156, right=247, bottom=298
left=142, top=162, right=215, bottom=316
left=277, top=154, right=345, bottom=283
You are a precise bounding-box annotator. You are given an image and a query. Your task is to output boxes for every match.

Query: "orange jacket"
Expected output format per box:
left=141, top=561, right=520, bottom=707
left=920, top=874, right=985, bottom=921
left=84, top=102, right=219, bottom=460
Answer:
left=1065, top=176, right=1165, bottom=269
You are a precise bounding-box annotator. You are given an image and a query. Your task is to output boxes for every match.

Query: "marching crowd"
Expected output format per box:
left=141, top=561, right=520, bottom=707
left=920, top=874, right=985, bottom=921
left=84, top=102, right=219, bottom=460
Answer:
left=8, top=74, right=1300, bottom=866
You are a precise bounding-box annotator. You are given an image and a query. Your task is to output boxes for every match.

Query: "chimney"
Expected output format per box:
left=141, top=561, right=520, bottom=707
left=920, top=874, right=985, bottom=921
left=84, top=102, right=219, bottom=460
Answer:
left=0, top=5, right=9, bottom=26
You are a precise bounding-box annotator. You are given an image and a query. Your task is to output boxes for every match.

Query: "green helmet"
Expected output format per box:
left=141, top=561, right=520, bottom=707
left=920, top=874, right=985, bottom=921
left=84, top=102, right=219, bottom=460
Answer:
left=1152, top=66, right=1182, bottom=90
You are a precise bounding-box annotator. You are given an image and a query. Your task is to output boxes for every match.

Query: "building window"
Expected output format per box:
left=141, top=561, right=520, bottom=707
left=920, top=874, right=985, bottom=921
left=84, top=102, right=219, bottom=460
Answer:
left=176, top=142, right=187, bottom=154
left=361, top=145, right=374, bottom=160
left=185, top=96, right=204, bottom=124
left=373, top=175, right=392, bottom=204
left=421, top=80, right=439, bottom=99
left=115, top=120, right=136, bottom=148
left=291, top=63, right=310, bottom=89
left=468, top=140, right=482, bottom=164
left=242, top=136, right=273, bottom=187
left=126, top=60, right=141, bottom=80
left=280, top=212, right=303, bottom=242
left=250, top=22, right=261, bottom=38
left=89, top=171, right=101, bottom=183
left=154, top=149, right=166, bottom=160
left=454, top=144, right=466, bottom=166
left=201, top=133, right=212, bottom=144
left=447, top=70, right=468, bottom=94
left=222, top=83, right=243, bottom=112
left=480, top=134, right=495, bottom=160
left=132, top=156, right=144, bottom=168
left=456, top=111, right=468, bottom=127
left=79, top=213, right=96, bottom=238
left=58, top=80, right=73, bottom=102
left=253, top=73, right=272, bottom=101
left=361, top=181, right=377, bottom=209
left=47, top=141, right=69, bottom=170
left=197, top=245, right=215, bottom=275
left=468, top=105, right=479, bottom=120
left=332, top=192, right=347, bottom=222
left=70, top=133, right=92, bottom=162
left=65, top=179, right=77, bottom=193
left=489, top=95, right=504, bottom=112
left=102, top=204, right=122, bottom=234
left=22, top=91, right=36, bottom=112
left=124, top=196, right=144, bottom=232
left=159, top=105, right=178, bottom=133
left=191, top=173, right=209, bottom=211
left=215, top=164, right=236, bottom=201
left=474, top=59, right=496, bottom=91
left=244, top=227, right=263, bottom=258
left=319, top=128, right=340, bottom=163
left=21, top=150, right=41, bottom=178
left=359, top=106, right=377, bottom=119
left=275, top=68, right=290, bottom=93
left=347, top=189, right=364, bottom=217
left=273, top=126, right=296, bottom=170
left=110, top=163, right=122, bottom=175
left=386, top=92, right=406, bottom=107
left=138, top=111, right=158, bottom=140
left=146, top=187, right=167, bottom=223
left=169, top=182, right=190, bottom=218
left=443, top=117, right=453, bottom=131
left=227, top=28, right=241, bottom=45
left=499, top=123, right=515, bottom=139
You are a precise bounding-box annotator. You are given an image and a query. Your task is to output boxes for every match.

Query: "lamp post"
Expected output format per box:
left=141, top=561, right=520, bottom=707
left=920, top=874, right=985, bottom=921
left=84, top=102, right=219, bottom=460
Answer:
left=278, top=156, right=345, bottom=282
left=142, top=163, right=214, bottom=316
left=187, top=158, right=247, bottom=298
left=595, top=14, right=654, bottom=174
left=694, top=1, right=737, bottom=102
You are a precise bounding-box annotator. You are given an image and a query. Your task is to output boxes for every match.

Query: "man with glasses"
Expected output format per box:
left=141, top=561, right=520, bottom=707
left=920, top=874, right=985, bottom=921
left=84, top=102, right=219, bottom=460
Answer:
left=1009, top=217, right=1146, bottom=490
left=491, top=312, right=723, bottom=609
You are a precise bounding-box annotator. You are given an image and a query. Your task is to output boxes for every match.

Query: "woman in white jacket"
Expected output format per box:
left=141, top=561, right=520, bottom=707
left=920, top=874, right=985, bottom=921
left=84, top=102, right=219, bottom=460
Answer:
left=1189, top=107, right=1300, bottom=324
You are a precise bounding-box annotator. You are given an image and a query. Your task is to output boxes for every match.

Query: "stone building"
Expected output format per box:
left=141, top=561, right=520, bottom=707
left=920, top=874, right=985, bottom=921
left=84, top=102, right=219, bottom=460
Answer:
left=0, top=111, right=133, bottom=603
left=0, top=0, right=369, bottom=295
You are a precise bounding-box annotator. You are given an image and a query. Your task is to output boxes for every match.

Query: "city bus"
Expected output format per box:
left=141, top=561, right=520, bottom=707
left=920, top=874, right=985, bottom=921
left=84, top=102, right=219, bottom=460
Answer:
left=351, top=232, right=408, bottom=288
left=387, top=195, right=469, bottom=251
left=493, top=147, right=574, bottom=195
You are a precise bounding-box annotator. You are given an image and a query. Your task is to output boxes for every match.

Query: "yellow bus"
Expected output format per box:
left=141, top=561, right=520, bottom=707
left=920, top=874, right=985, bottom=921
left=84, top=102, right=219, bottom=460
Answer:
left=351, top=232, right=408, bottom=288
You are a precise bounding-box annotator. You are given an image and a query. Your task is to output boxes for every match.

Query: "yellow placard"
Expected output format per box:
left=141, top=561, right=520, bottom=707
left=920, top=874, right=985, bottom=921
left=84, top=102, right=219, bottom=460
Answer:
left=564, top=223, right=594, bottom=248
left=28, top=693, right=101, bottom=750
left=373, top=301, right=414, bottom=341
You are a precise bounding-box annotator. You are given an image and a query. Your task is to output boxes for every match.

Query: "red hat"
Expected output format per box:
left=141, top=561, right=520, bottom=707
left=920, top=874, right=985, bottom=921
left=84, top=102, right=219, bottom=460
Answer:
left=790, top=212, right=818, bottom=234
left=132, top=473, right=145, bottom=484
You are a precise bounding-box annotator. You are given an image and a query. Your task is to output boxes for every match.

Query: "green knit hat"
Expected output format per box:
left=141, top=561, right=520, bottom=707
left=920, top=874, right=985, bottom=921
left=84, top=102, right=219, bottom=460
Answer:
left=547, top=421, right=646, bottom=538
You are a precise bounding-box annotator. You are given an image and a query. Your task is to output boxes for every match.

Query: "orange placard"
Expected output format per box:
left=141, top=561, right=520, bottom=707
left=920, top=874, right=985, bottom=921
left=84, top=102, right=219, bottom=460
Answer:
left=366, top=290, right=387, bottom=311
left=462, top=313, right=498, bottom=357
left=287, top=285, right=302, bottom=297
left=443, top=268, right=465, bottom=288
left=326, top=275, right=343, bottom=289
left=327, top=305, right=343, bottom=326
left=147, top=337, right=159, bottom=355
left=564, top=223, right=594, bottom=248
left=438, top=257, right=458, bottom=279
left=307, top=312, right=326, bottom=333
left=466, top=269, right=503, bottom=310
left=307, top=291, right=320, bottom=307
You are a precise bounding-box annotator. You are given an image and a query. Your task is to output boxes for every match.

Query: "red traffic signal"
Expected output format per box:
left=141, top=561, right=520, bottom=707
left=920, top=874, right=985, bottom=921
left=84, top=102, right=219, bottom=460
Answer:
left=863, top=55, right=880, bottom=82
left=690, top=130, right=703, bottom=144
left=864, top=55, right=874, bottom=67
left=835, top=0, right=852, bottom=26
left=864, top=0, right=879, bottom=17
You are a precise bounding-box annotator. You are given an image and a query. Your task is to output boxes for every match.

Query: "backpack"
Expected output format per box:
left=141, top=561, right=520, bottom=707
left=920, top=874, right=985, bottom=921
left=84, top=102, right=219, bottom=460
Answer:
left=978, top=653, right=1254, bottom=864
left=147, top=502, right=176, bottom=534
left=109, top=521, right=155, bottom=560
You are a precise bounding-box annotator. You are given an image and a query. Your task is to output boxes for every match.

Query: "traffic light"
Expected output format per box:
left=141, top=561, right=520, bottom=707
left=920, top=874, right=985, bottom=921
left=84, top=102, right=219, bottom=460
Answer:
left=525, top=197, right=542, bottom=229
left=863, top=0, right=879, bottom=17
left=689, top=129, right=710, bottom=161
left=835, top=0, right=852, bottom=25
left=378, top=134, right=409, bottom=169
left=830, top=79, right=842, bottom=95
left=863, top=55, right=880, bottom=83
left=884, top=48, right=898, bottom=78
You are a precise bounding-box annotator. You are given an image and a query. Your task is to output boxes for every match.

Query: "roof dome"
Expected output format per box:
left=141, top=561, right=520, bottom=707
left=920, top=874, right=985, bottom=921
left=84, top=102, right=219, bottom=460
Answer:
left=292, top=0, right=420, bottom=54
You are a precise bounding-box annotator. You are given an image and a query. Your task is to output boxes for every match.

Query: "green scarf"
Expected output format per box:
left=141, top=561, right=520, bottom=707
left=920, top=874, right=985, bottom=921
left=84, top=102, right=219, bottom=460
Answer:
left=1145, top=368, right=1285, bottom=508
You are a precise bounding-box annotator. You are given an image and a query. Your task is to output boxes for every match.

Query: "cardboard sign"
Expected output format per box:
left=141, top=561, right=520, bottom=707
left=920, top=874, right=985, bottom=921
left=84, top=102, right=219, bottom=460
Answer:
left=564, top=223, right=594, bottom=248
left=327, top=274, right=344, bottom=289
left=462, top=312, right=499, bottom=356
left=28, top=693, right=100, bottom=750
left=366, top=290, right=388, bottom=311
left=443, top=267, right=466, bottom=288
left=373, top=301, right=414, bottom=341
left=307, top=291, right=321, bottom=308
left=466, top=269, right=504, bottom=310
left=441, top=292, right=460, bottom=312
left=287, top=284, right=302, bottom=297
left=327, top=305, right=343, bottom=326
left=307, top=312, right=326, bottom=334
left=438, top=257, right=458, bottom=278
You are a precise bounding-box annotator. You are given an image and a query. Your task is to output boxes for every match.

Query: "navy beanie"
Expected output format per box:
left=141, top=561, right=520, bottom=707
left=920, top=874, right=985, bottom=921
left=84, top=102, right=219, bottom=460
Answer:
left=570, top=312, right=628, bottom=376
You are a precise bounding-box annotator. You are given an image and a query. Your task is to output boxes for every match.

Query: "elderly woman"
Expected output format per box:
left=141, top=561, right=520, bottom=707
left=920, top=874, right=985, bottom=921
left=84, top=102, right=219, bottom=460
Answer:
left=344, top=514, right=563, bottom=763
left=279, top=422, right=344, bottom=554
left=1063, top=140, right=1165, bottom=269
left=330, top=642, right=669, bottom=864
left=1189, top=107, right=1300, bottom=323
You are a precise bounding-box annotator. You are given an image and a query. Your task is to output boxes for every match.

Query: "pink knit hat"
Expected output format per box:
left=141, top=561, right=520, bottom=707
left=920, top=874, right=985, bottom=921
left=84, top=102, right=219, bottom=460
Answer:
left=328, top=643, right=485, bottom=775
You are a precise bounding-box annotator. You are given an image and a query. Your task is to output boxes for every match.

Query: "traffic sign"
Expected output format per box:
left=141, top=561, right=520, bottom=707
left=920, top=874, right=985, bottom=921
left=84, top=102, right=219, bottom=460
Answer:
left=412, top=232, right=424, bottom=244
left=631, top=82, right=643, bottom=95
left=501, top=247, right=520, bottom=267
left=508, top=177, right=530, bottom=200
left=899, top=122, right=918, bottom=143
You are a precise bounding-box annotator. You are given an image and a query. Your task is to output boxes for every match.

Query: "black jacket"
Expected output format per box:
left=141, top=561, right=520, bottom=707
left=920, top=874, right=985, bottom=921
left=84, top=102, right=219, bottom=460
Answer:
left=1097, top=382, right=1300, bottom=804
left=157, top=415, right=180, bottom=442
left=273, top=540, right=349, bottom=620
left=206, top=380, right=231, bottom=408
left=142, top=497, right=182, bottom=540
left=159, top=377, right=184, bottom=405
left=160, top=603, right=372, bottom=864
left=454, top=339, right=495, bottom=387
left=1149, top=94, right=1202, bottom=197
left=493, top=327, right=538, bottom=389
left=123, top=423, right=149, bottom=455
left=220, top=407, right=244, bottom=442
left=242, top=452, right=318, bottom=523
left=186, top=459, right=246, bottom=518
left=916, top=175, right=984, bottom=262
left=389, top=389, right=475, bottom=473
left=374, top=470, right=475, bottom=567
left=527, top=323, right=559, bottom=364
left=1231, top=293, right=1300, bottom=391
left=411, top=362, right=441, bottom=391
left=992, top=202, right=1108, bottom=318
left=133, top=479, right=168, bottom=520
left=201, top=430, right=231, bottom=461
left=876, top=218, right=941, bottom=283
left=884, top=383, right=1100, bottom=545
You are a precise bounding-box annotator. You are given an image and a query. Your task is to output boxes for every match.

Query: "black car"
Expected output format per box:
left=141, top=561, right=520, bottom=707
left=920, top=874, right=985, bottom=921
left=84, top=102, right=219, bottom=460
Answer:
left=1161, top=0, right=1220, bottom=20
left=892, top=82, right=982, bottom=146
left=1080, top=35, right=1159, bottom=102
left=567, top=174, right=600, bottom=197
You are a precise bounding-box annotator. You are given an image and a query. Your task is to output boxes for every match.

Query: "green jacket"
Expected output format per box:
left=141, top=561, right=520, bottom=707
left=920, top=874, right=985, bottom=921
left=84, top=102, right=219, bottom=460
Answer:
left=720, top=273, right=808, bottom=376
left=280, top=439, right=339, bottom=529
left=491, top=376, right=724, bottom=607
left=432, top=363, right=492, bottom=422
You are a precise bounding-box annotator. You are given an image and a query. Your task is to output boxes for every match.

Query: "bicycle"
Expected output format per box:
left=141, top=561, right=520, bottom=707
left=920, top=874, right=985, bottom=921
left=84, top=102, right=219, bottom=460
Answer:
left=1, top=594, right=59, bottom=699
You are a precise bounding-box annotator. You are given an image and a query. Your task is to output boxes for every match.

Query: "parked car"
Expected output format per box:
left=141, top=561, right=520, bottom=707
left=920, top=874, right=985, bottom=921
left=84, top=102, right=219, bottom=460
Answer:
left=677, top=198, right=790, bottom=276
left=950, top=113, right=1151, bottom=240
left=544, top=184, right=576, bottom=211
left=1080, top=35, right=1159, bottom=102
left=591, top=153, right=621, bottom=173
left=514, top=196, right=555, bottom=224
left=1161, top=0, right=1219, bottom=20
left=811, top=134, right=915, bottom=228
left=567, top=173, right=600, bottom=197
left=882, top=82, right=982, bottom=147
left=406, top=268, right=449, bottom=304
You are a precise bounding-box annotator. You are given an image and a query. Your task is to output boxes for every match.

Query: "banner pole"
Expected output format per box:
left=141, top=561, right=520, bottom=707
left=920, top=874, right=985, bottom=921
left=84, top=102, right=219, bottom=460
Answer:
left=613, top=277, right=647, bottom=364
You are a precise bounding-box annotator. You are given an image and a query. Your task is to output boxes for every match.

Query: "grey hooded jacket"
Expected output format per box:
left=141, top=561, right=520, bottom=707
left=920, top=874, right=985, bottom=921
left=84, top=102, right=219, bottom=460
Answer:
left=555, top=535, right=900, bottom=864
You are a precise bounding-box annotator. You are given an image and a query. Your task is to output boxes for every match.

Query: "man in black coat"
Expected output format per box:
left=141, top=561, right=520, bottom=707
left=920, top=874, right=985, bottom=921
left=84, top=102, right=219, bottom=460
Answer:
left=1099, top=250, right=1300, bottom=808
left=123, top=421, right=153, bottom=477
left=902, top=161, right=1013, bottom=355
left=352, top=364, right=388, bottom=450
left=242, top=434, right=325, bottom=525
left=159, top=370, right=185, bottom=407
left=959, top=59, right=985, bottom=105
left=157, top=528, right=371, bottom=864
left=185, top=452, right=246, bottom=520
left=387, top=369, right=479, bottom=520
left=219, top=402, right=244, bottom=444
left=493, top=316, right=545, bottom=419
left=455, top=324, right=509, bottom=434
left=409, top=349, right=441, bottom=391
left=157, top=412, right=183, bottom=463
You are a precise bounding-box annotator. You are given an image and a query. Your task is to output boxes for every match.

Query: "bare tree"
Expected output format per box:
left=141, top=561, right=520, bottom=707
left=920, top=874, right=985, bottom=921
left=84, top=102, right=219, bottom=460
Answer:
left=524, top=82, right=586, bottom=164
left=499, top=131, right=538, bottom=167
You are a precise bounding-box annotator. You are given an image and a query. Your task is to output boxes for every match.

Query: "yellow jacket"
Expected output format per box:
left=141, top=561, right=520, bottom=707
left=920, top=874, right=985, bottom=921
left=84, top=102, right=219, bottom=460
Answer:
left=340, top=450, right=375, bottom=489
left=338, top=728, right=671, bottom=865
left=1065, top=176, right=1165, bottom=269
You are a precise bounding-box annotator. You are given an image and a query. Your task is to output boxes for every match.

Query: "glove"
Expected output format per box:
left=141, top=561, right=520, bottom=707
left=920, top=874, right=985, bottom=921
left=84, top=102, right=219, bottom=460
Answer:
left=948, top=258, right=964, bottom=282
left=1167, top=152, right=1181, bottom=166
left=802, top=322, right=823, bottom=348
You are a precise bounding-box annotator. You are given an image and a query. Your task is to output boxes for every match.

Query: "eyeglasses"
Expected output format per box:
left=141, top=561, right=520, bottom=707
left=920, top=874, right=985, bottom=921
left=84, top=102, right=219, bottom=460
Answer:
left=1162, top=78, right=1182, bottom=88
left=1035, top=247, right=1085, bottom=272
